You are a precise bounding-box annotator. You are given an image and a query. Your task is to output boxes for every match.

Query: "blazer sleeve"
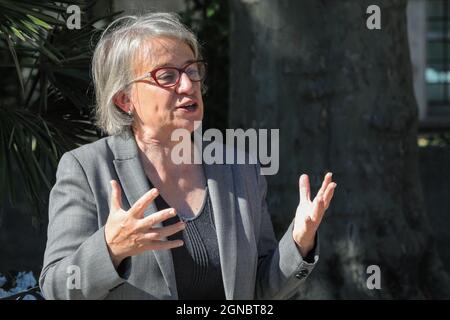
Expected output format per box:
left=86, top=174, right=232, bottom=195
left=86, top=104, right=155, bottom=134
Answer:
left=39, top=152, right=125, bottom=300
left=254, top=166, right=319, bottom=300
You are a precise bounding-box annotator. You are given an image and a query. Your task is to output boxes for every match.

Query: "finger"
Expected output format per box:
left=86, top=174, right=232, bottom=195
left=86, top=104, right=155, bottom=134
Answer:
left=129, top=188, right=159, bottom=218
left=142, top=221, right=186, bottom=241
left=139, top=208, right=178, bottom=228
left=310, top=194, right=326, bottom=224
left=316, top=172, right=333, bottom=199
left=299, top=174, right=311, bottom=203
left=142, top=239, right=184, bottom=251
left=323, top=182, right=337, bottom=209
left=110, top=180, right=122, bottom=211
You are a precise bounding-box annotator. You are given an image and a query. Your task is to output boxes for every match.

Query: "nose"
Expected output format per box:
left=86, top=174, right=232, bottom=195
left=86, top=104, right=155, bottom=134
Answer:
left=176, top=72, right=194, bottom=95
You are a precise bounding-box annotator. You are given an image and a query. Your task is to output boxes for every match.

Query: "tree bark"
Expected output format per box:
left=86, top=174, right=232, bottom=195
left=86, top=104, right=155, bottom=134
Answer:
left=229, top=0, right=450, bottom=298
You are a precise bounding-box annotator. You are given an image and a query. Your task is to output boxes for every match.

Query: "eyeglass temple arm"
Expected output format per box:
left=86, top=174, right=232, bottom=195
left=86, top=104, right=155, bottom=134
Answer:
left=125, top=72, right=152, bottom=87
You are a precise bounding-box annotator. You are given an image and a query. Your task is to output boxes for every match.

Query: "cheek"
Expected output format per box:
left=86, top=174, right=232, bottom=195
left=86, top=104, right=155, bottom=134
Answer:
left=195, top=85, right=204, bottom=104
left=133, top=86, right=173, bottom=113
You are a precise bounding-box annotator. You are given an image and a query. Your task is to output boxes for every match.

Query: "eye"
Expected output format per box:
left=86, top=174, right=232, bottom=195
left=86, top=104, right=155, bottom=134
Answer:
left=185, top=65, right=201, bottom=80
left=155, top=69, right=178, bottom=84
left=186, top=68, right=200, bottom=77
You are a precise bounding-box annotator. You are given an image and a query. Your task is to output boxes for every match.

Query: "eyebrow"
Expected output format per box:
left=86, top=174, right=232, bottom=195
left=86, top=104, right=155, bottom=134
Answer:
left=152, top=59, right=197, bottom=69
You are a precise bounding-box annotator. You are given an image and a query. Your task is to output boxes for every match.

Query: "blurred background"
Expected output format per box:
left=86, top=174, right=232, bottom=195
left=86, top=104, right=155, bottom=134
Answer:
left=0, top=0, right=449, bottom=299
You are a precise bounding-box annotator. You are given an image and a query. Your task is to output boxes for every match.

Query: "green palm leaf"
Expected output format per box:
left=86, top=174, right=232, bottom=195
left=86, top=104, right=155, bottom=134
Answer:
left=0, top=0, right=121, bottom=224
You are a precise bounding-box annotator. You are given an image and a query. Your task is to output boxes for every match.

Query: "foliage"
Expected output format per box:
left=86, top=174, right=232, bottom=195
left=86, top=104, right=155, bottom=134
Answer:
left=0, top=0, right=228, bottom=225
left=0, top=0, right=119, bottom=223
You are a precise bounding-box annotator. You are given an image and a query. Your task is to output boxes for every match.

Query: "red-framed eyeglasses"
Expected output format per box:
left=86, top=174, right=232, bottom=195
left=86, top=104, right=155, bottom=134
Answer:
left=128, top=60, right=207, bottom=88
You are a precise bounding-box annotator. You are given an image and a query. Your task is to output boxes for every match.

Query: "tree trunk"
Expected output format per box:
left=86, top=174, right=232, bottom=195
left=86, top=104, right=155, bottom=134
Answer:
left=229, top=0, right=450, bottom=298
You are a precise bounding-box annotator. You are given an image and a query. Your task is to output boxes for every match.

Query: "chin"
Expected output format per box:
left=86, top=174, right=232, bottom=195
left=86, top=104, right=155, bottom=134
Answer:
left=174, top=117, right=203, bottom=133
left=174, top=110, right=203, bottom=131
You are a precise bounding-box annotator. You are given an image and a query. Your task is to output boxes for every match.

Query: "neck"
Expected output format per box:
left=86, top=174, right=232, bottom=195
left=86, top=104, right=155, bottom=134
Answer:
left=133, top=126, right=198, bottom=178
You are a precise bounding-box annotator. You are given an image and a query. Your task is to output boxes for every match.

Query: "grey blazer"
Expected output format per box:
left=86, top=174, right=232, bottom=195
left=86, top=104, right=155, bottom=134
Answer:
left=39, top=129, right=319, bottom=300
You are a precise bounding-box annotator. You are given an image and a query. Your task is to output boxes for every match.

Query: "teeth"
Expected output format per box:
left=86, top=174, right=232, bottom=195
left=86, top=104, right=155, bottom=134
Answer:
left=177, top=103, right=197, bottom=110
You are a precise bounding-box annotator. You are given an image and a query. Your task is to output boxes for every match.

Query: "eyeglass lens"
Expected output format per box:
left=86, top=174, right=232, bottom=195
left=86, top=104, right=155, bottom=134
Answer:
left=154, top=62, right=206, bottom=87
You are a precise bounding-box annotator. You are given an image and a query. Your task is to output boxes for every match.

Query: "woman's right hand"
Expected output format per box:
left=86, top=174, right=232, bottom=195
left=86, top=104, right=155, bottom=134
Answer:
left=105, top=180, right=185, bottom=268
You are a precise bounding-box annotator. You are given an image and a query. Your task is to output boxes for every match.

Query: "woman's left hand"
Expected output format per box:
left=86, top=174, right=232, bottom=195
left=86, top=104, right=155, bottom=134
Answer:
left=293, top=172, right=337, bottom=258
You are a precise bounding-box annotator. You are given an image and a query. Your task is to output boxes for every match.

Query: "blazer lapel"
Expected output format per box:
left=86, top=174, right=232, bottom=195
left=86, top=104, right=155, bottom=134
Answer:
left=204, top=161, right=238, bottom=299
left=108, top=130, right=178, bottom=299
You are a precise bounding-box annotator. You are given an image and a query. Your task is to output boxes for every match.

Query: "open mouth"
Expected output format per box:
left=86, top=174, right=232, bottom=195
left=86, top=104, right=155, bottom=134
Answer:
left=177, top=103, right=198, bottom=112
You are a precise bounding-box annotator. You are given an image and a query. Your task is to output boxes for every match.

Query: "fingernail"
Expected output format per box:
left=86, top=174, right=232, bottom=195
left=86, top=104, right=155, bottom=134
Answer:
left=151, top=188, right=158, bottom=196
left=170, top=208, right=176, bottom=215
left=178, top=240, right=184, bottom=246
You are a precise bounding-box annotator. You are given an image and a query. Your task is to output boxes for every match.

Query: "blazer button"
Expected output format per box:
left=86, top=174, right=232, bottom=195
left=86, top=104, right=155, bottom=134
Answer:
left=296, top=269, right=309, bottom=279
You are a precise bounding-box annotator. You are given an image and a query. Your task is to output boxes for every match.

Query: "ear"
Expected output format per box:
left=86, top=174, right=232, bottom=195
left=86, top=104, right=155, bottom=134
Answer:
left=113, top=91, right=133, bottom=113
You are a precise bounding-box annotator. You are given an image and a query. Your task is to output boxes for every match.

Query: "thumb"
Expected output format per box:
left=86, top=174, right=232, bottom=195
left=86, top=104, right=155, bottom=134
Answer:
left=110, top=180, right=122, bottom=211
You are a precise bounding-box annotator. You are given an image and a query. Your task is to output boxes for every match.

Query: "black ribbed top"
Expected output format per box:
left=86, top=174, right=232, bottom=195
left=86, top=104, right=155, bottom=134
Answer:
left=150, top=181, right=226, bottom=300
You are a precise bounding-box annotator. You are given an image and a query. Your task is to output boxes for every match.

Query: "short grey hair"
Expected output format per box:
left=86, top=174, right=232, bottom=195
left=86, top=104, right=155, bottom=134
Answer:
left=92, top=12, right=202, bottom=136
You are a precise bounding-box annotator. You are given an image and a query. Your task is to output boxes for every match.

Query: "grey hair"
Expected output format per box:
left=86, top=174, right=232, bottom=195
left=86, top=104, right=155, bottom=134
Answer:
left=92, top=12, right=202, bottom=136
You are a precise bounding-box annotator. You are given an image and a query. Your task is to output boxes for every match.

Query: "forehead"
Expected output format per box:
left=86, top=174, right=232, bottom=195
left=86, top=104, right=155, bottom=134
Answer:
left=134, top=37, right=195, bottom=74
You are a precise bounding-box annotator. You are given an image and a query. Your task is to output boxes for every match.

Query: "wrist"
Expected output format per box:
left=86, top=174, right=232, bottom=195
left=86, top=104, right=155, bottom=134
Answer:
left=293, top=234, right=315, bottom=258
left=107, top=244, right=124, bottom=269
left=104, top=229, right=124, bottom=269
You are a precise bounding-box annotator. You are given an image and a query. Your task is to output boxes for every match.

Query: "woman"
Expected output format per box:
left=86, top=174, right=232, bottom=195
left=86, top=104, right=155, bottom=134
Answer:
left=39, top=12, right=336, bottom=300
